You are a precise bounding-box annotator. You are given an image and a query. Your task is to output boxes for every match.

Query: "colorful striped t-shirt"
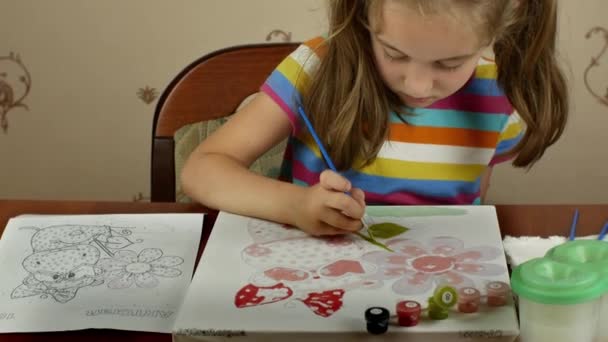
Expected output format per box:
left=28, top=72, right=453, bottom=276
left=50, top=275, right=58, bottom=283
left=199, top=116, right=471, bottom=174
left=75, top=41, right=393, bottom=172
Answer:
left=261, top=37, right=524, bottom=205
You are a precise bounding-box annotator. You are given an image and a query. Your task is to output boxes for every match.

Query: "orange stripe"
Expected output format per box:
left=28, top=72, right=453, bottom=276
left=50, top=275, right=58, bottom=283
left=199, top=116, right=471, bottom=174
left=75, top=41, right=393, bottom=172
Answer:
left=304, top=36, right=327, bottom=57
left=389, top=123, right=499, bottom=148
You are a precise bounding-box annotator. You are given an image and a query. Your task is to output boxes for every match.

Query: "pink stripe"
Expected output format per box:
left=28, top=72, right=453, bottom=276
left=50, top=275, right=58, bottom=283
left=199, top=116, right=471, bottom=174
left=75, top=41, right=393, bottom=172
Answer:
left=292, top=159, right=321, bottom=185
left=261, top=84, right=300, bottom=135
left=489, top=153, right=515, bottom=166
left=291, top=160, right=479, bottom=205
left=429, top=93, right=513, bottom=114
left=365, top=190, right=479, bottom=205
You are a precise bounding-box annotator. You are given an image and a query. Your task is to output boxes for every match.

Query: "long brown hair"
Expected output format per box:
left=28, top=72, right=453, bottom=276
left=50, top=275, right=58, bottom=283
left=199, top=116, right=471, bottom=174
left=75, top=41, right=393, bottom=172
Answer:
left=302, top=0, right=568, bottom=170
left=493, top=0, right=568, bottom=167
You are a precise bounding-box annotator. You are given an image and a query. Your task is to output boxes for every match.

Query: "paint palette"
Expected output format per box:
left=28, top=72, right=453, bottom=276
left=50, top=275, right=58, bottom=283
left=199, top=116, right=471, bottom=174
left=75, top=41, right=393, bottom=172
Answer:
left=512, top=239, right=608, bottom=342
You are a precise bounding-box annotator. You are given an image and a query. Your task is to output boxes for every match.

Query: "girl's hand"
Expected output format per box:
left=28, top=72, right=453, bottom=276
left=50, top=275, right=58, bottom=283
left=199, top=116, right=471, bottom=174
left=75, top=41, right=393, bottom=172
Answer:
left=294, top=170, right=366, bottom=236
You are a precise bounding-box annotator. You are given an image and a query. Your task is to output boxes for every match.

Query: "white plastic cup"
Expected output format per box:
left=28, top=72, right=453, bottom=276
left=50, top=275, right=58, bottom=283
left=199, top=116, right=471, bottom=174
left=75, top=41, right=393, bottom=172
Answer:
left=598, top=295, right=608, bottom=341
left=518, top=297, right=600, bottom=342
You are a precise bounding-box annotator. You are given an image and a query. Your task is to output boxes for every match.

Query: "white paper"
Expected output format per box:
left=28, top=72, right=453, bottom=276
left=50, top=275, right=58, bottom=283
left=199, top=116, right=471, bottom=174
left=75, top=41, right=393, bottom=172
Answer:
left=0, top=213, right=204, bottom=333
left=502, top=234, right=601, bottom=267
left=174, top=206, right=518, bottom=341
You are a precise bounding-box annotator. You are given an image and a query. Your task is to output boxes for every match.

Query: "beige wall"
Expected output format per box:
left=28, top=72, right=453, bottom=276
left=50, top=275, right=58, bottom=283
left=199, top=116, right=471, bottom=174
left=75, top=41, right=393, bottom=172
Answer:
left=0, top=0, right=325, bottom=201
left=0, top=1, right=606, bottom=203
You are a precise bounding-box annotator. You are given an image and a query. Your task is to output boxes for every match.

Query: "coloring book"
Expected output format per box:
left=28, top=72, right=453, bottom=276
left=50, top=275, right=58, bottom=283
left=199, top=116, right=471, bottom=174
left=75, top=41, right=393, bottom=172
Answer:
left=0, top=213, right=203, bottom=333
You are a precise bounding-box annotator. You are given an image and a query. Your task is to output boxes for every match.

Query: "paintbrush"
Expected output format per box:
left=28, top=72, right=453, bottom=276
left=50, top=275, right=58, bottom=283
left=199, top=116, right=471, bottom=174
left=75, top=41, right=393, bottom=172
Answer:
left=296, top=106, right=373, bottom=232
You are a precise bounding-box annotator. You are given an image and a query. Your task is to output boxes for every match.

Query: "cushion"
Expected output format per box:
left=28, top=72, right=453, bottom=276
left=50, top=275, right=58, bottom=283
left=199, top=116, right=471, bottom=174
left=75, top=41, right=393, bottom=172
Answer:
left=173, top=93, right=287, bottom=203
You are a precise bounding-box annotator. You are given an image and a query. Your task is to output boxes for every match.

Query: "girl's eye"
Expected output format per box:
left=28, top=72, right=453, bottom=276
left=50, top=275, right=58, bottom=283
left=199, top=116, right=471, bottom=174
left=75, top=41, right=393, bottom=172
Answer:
left=384, top=50, right=408, bottom=62
left=435, top=63, right=462, bottom=72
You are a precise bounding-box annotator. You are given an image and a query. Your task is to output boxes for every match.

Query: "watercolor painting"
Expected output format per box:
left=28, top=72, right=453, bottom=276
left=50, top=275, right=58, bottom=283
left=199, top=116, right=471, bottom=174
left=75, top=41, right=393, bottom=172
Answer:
left=233, top=206, right=505, bottom=317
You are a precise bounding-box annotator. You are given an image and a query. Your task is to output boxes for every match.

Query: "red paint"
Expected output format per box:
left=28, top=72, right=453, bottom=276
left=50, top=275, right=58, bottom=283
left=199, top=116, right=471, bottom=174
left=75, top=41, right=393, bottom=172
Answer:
left=411, top=255, right=454, bottom=273
left=396, top=300, right=421, bottom=327
left=457, top=287, right=481, bottom=313
left=299, top=289, right=345, bottom=317
left=234, top=283, right=293, bottom=308
left=486, top=281, right=510, bottom=307
left=319, top=260, right=365, bottom=277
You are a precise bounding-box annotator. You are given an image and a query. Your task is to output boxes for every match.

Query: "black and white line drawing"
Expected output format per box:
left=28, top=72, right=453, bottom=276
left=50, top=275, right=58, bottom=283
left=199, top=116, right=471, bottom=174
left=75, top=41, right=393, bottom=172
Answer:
left=11, top=225, right=184, bottom=303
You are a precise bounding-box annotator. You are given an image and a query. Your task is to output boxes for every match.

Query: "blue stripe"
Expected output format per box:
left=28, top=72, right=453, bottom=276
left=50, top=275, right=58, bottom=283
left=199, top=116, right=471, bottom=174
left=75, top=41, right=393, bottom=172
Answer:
left=345, top=170, right=480, bottom=198
left=495, top=132, right=523, bottom=155
left=293, top=179, right=309, bottom=187
left=391, top=110, right=508, bottom=132
left=291, top=139, right=328, bottom=173
left=464, top=78, right=504, bottom=96
left=265, top=70, right=301, bottom=111
left=290, top=140, right=481, bottom=198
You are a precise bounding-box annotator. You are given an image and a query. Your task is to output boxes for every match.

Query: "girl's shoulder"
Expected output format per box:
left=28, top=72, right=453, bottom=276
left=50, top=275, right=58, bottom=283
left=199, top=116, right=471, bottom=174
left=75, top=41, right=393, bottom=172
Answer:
left=301, top=36, right=328, bottom=51
left=474, top=56, right=499, bottom=81
left=288, top=36, right=328, bottom=66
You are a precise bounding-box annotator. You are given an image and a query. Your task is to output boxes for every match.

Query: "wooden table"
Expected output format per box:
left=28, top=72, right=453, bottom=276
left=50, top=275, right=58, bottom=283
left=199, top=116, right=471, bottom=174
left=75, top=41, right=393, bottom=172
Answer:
left=1, top=200, right=607, bottom=342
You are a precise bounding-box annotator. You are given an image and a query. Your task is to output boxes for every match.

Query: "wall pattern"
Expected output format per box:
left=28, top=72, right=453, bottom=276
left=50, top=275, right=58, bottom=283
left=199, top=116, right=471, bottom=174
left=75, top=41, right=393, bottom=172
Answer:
left=137, top=86, right=159, bottom=105
left=0, top=52, right=31, bottom=134
left=584, top=27, right=608, bottom=107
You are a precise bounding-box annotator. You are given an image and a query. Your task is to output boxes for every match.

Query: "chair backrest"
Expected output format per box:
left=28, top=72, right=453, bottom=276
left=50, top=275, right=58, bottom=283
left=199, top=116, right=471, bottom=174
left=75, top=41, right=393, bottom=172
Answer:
left=151, top=42, right=299, bottom=202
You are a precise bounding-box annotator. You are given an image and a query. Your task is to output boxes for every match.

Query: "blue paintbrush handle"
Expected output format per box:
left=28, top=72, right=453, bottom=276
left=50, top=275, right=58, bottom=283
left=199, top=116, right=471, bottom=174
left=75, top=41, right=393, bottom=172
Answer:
left=297, top=106, right=370, bottom=229
left=297, top=106, right=338, bottom=172
left=568, top=209, right=579, bottom=241
left=598, top=221, right=608, bottom=241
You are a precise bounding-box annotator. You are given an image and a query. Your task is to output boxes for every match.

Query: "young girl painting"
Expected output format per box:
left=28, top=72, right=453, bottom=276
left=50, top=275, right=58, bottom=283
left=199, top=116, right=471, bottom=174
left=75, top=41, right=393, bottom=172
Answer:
left=182, top=0, right=568, bottom=236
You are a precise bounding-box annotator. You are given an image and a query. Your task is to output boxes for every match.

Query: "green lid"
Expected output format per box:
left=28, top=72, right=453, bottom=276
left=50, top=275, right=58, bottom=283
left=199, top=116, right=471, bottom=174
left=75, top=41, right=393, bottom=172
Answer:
left=546, top=240, right=608, bottom=275
left=511, top=258, right=604, bottom=305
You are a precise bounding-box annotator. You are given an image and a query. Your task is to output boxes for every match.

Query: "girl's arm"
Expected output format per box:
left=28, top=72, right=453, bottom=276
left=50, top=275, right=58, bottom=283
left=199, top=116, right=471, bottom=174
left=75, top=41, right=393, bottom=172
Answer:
left=180, top=92, right=364, bottom=235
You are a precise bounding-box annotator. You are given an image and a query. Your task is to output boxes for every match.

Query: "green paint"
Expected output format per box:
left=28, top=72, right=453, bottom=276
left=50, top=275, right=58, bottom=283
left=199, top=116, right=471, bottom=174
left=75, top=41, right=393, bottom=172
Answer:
left=368, top=223, right=409, bottom=239
left=352, top=206, right=463, bottom=251
left=355, top=222, right=410, bottom=252
left=366, top=206, right=467, bottom=217
left=355, top=232, right=394, bottom=252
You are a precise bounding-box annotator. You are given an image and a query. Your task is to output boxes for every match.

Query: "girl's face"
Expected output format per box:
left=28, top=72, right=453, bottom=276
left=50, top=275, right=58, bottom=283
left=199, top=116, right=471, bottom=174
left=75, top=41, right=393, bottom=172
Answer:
left=370, top=1, right=487, bottom=108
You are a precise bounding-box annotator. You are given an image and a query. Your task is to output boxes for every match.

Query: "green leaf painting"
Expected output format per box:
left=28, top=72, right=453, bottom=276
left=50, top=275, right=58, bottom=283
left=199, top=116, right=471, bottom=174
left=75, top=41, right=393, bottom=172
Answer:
left=368, top=223, right=409, bottom=239
left=354, top=232, right=393, bottom=252
left=356, top=222, right=409, bottom=252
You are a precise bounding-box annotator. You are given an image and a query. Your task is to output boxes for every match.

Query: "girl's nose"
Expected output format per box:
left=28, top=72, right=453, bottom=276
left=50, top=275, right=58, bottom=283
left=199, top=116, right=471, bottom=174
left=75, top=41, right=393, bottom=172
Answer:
left=403, top=64, right=433, bottom=98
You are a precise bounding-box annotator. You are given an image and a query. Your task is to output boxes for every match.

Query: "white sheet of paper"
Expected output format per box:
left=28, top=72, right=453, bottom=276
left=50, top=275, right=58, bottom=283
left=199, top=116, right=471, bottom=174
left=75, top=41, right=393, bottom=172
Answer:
left=0, top=213, right=204, bottom=333
left=174, top=206, right=518, bottom=342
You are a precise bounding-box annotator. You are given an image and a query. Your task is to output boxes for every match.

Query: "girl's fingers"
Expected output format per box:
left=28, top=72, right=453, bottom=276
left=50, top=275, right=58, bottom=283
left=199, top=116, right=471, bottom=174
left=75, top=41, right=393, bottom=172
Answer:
left=309, top=222, right=350, bottom=236
left=350, top=188, right=366, bottom=208
left=324, top=192, right=365, bottom=221
left=319, top=207, right=362, bottom=232
left=319, top=170, right=351, bottom=192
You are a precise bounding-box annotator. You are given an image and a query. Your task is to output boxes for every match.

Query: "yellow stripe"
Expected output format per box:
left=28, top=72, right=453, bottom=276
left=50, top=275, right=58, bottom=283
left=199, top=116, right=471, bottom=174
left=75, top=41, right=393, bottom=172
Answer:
left=475, top=64, right=497, bottom=79
left=277, top=56, right=311, bottom=95
left=360, top=158, right=486, bottom=181
left=501, top=122, right=523, bottom=140
left=298, top=135, right=485, bottom=182
left=299, top=133, right=322, bottom=154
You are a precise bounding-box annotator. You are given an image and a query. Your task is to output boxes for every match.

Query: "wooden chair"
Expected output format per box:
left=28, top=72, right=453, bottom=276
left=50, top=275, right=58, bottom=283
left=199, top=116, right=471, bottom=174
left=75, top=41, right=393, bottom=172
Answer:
left=151, top=42, right=299, bottom=202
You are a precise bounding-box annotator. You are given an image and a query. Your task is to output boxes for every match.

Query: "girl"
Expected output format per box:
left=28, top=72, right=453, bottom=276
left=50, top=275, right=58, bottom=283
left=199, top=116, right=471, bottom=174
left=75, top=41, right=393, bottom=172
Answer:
left=181, top=0, right=568, bottom=236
